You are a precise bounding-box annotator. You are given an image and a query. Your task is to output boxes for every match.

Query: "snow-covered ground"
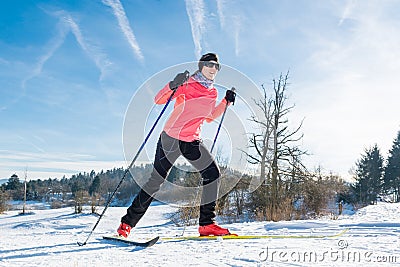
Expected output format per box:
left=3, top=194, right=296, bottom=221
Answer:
left=1, top=202, right=400, bottom=267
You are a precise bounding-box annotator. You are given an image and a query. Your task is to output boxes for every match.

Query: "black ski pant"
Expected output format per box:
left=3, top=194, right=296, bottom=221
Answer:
left=121, top=131, right=220, bottom=227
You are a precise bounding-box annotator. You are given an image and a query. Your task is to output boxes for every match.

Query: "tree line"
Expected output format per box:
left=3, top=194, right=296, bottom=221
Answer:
left=0, top=166, right=145, bottom=213
left=350, top=130, right=400, bottom=205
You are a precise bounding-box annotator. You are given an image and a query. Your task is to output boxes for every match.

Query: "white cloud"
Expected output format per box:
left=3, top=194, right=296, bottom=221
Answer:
left=22, top=10, right=112, bottom=90
left=294, top=1, right=400, bottom=177
left=16, top=135, right=46, bottom=154
left=102, top=0, right=144, bottom=62
left=215, top=0, right=242, bottom=56
left=215, top=0, right=226, bottom=29
left=232, top=15, right=242, bottom=56
left=185, top=0, right=206, bottom=59
left=0, top=57, right=9, bottom=65
left=0, top=150, right=93, bottom=162
left=184, top=0, right=243, bottom=57
left=21, top=17, right=68, bottom=90
left=0, top=150, right=127, bottom=179
left=339, top=0, right=358, bottom=26
left=63, top=14, right=112, bottom=81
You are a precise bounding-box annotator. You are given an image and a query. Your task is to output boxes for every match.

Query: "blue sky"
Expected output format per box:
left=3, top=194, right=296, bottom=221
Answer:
left=1, top=0, right=400, bottom=181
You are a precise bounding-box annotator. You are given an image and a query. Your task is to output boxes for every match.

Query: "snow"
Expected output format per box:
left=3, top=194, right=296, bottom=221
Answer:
left=1, top=202, right=400, bottom=266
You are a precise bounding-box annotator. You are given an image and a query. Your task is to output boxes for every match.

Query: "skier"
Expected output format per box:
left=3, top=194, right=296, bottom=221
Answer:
left=117, top=53, right=236, bottom=238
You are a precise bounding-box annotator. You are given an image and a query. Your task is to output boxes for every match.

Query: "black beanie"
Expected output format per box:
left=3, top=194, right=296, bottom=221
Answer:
left=198, top=53, right=219, bottom=71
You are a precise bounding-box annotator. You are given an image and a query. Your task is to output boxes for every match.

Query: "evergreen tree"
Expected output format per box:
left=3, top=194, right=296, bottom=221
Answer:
left=5, top=174, right=24, bottom=200
left=352, top=145, right=384, bottom=205
left=5, top=174, right=22, bottom=191
left=383, top=130, right=400, bottom=202
left=89, top=176, right=101, bottom=196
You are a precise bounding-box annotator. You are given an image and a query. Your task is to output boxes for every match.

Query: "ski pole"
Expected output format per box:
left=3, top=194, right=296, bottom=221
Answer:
left=210, top=88, right=235, bottom=153
left=181, top=87, right=235, bottom=236
left=78, top=71, right=189, bottom=246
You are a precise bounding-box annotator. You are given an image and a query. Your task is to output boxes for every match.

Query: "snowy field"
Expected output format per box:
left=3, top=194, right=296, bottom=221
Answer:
left=1, top=202, right=400, bottom=267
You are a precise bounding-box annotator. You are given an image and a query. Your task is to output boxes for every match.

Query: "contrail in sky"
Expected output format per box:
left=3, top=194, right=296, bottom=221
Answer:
left=102, top=0, right=144, bottom=62
left=185, top=0, right=206, bottom=59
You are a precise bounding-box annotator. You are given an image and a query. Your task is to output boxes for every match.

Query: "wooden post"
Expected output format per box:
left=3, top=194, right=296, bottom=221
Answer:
left=23, top=169, right=27, bottom=214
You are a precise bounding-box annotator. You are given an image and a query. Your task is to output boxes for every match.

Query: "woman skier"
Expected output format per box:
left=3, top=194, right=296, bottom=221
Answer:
left=117, top=53, right=236, bottom=237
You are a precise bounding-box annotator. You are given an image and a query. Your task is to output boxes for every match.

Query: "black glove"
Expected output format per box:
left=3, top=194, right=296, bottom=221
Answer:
left=225, top=88, right=236, bottom=105
left=169, top=71, right=189, bottom=90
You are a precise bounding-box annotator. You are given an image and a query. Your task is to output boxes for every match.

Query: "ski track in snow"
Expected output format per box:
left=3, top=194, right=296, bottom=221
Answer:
left=1, top=202, right=400, bottom=266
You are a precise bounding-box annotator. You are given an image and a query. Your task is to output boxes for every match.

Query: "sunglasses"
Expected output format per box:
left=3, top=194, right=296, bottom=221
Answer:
left=204, top=61, right=221, bottom=71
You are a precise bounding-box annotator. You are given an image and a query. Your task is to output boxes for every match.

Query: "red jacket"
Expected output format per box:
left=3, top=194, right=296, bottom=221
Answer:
left=154, top=77, right=228, bottom=142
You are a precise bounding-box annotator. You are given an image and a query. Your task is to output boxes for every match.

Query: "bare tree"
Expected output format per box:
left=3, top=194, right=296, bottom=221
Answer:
left=244, top=72, right=307, bottom=221
left=0, top=189, right=9, bottom=213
